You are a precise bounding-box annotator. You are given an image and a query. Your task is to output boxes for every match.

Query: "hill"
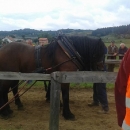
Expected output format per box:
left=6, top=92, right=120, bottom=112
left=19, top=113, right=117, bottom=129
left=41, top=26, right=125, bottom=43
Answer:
left=0, top=28, right=93, bottom=39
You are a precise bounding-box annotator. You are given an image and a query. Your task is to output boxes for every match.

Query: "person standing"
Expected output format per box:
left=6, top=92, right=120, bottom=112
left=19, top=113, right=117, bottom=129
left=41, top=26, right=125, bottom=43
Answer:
left=115, top=48, right=130, bottom=129
left=118, top=43, right=128, bottom=60
left=107, top=41, right=118, bottom=72
left=38, top=38, right=48, bottom=46
left=26, top=39, right=33, bottom=46
left=88, top=46, right=109, bottom=114
left=88, top=82, right=109, bottom=113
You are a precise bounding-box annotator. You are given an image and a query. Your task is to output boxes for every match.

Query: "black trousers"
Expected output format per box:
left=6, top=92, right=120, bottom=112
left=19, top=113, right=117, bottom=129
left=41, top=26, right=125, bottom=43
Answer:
left=93, top=83, right=108, bottom=108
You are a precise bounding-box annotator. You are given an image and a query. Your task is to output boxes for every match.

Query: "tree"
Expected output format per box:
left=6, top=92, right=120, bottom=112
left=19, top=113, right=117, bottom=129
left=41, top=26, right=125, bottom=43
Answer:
left=22, top=35, right=25, bottom=40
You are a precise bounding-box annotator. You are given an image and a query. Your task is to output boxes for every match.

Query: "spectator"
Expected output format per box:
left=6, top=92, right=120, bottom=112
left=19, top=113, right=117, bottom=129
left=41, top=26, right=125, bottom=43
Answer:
left=107, top=41, right=118, bottom=72
left=38, top=38, right=48, bottom=46
left=118, top=43, right=128, bottom=59
left=26, top=39, right=33, bottom=46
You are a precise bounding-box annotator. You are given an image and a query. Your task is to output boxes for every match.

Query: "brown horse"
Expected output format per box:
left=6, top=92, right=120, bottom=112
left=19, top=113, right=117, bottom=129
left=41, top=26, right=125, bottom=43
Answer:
left=0, top=35, right=106, bottom=120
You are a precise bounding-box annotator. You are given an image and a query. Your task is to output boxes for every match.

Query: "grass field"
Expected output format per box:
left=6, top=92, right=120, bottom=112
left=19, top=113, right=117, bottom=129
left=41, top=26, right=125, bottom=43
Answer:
left=102, top=34, right=130, bottom=47
left=26, top=79, right=115, bottom=89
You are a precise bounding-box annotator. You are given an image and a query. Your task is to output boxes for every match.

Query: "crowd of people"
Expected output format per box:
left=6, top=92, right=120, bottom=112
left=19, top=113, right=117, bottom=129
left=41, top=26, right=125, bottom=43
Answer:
left=107, top=41, right=128, bottom=72
left=88, top=40, right=128, bottom=116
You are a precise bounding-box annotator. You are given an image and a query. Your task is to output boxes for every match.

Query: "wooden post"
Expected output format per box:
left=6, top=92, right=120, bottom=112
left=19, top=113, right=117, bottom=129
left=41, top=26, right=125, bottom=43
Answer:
left=49, top=72, right=61, bottom=130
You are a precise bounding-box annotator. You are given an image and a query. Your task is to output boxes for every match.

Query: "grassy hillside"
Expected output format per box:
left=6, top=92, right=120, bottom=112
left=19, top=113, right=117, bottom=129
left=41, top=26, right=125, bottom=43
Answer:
left=101, top=34, right=130, bottom=48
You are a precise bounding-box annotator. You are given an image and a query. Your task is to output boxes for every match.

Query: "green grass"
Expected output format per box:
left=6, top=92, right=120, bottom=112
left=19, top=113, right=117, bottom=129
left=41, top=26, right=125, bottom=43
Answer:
left=21, top=80, right=114, bottom=89
left=101, top=34, right=130, bottom=47
left=70, top=83, right=114, bottom=89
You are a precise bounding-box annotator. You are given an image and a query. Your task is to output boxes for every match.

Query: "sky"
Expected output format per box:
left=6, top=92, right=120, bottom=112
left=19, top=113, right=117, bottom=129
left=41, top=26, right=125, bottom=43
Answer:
left=0, top=0, right=130, bottom=31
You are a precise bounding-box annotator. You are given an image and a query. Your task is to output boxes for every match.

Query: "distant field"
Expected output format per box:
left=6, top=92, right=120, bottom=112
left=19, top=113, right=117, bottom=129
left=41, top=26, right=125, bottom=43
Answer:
left=101, top=35, right=130, bottom=47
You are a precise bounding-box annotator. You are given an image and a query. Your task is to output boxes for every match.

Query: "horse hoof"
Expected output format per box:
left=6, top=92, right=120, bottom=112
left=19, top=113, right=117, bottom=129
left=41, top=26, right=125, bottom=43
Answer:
left=8, top=109, right=13, bottom=114
left=63, top=113, right=75, bottom=120
left=0, top=111, right=14, bottom=120
left=18, top=106, right=24, bottom=111
left=0, top=114, right=9, bottom=120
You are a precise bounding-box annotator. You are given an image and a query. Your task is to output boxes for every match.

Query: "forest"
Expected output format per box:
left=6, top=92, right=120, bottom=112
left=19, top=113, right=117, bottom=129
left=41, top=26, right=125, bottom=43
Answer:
left=0, top=24, right=130, bottom=43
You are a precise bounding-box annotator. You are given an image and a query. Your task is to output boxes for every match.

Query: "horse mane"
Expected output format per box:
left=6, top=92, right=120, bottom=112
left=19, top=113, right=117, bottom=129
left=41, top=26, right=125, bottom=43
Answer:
left=44, top=35, right=105, bottom=65
left=68, top=36, right=105, bottom=63
left=44, top=38, right=59, bottom=61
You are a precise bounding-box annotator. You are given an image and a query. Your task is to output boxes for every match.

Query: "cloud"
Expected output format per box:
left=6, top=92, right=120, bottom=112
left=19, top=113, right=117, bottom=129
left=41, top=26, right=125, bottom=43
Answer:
left=0, top=0, right=130, bottom=31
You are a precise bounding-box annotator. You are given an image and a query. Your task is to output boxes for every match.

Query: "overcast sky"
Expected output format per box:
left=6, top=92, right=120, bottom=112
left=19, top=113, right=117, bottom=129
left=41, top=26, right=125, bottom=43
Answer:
left=0, top=0, right=130, bottom=31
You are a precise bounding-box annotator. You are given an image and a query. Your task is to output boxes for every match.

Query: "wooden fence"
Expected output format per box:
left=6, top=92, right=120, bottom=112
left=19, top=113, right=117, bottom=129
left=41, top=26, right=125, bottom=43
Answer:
left=0, top=71, right=118, bottom=130
left=105, top=54, right=123, bottom=64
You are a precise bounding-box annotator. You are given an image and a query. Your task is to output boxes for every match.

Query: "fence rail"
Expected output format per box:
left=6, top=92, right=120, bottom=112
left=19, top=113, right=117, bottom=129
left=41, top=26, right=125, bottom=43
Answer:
left=0, top=71, right=50, bottom=80
left=105, top=59, right=121, bottom=64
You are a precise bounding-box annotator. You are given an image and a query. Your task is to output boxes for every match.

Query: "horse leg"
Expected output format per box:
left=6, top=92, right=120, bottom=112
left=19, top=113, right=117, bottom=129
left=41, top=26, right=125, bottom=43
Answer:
left=0, top=85, right=12, bottom=119
left=0, top=87, right=4, bottom=115
left=44, top=80, right=48, bottom=92
left=11, top=81, right=23, bottom=110
left=45, top=81, right=51, bottom=102
left=61, top=83, right=75, bottom=120
left=3, top=91, right=13, bottom=116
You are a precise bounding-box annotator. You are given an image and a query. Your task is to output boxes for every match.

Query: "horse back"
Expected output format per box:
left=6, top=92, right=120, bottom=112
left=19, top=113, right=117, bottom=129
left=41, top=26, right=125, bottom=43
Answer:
left=0, top=42, right=36, bottom=72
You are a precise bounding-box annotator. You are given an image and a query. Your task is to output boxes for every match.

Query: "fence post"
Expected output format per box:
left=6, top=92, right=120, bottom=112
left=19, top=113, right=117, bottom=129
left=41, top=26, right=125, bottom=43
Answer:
left=49, top=72, right=61, bottom=130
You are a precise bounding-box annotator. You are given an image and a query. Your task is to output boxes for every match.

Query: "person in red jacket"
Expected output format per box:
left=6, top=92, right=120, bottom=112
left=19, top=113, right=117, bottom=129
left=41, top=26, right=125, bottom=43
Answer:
left=115, top=48, right=130, bottom=129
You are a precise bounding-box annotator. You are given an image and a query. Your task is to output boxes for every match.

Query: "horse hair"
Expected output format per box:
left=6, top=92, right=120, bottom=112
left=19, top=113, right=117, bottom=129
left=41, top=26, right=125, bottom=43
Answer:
left=45, top=35, right=105, bottom=65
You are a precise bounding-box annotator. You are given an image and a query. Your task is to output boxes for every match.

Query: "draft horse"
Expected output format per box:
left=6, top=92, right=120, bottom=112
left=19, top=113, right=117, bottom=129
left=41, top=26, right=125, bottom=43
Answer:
left=0, top=35, right=106, bottom=120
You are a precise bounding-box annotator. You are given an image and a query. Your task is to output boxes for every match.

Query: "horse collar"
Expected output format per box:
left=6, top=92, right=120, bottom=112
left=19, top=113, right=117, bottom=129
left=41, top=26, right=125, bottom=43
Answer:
left=34, top=45, right=45, bottom=73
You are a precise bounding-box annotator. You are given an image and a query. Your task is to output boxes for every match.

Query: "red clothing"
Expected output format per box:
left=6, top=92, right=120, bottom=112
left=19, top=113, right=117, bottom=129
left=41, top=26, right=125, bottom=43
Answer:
left=115, top=48, right=130, bottom=127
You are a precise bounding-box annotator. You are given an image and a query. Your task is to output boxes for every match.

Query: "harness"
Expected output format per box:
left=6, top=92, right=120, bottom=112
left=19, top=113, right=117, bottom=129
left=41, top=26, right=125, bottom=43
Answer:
left=34, top=45, right=45, bottom=73
left=57, top=35, right=85, bottom=70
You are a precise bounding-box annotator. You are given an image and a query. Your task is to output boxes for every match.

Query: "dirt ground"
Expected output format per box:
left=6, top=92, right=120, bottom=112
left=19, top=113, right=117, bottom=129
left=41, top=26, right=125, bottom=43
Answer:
left=0, top=88, right=121, bottom=130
